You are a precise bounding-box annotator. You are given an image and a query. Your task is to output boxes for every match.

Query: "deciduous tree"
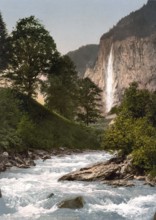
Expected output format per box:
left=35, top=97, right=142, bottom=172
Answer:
left=7, top=16, right=57, bottom=97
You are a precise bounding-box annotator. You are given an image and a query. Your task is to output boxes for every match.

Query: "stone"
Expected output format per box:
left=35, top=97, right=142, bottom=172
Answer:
left=0, top=164, right=6, bottom=172
left=59, top=156, right=139, bottom=186
left=58, top=196, right=84, bottom=209
left=15, top=156, right=24, bottom=165
left=47, top=193, right=54, bottom=199
left=134, top=176, right=146, bottom=181
left=59, top=161, right=121, bottom=182
left=17, top=164, right=30, bottom=169
left=2, top=152, right=9, bottom=157
left=42, top=155, right=51, bottom=161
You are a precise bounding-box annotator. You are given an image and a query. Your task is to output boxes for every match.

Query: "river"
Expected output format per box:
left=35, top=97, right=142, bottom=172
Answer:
left=0, top=151, right=155, bottom=220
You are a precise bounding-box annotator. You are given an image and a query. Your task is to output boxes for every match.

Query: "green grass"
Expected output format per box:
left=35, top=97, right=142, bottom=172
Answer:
left=14, top=93, right=100, bottom=151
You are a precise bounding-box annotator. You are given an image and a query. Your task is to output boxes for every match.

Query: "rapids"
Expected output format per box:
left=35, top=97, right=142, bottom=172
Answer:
left=0, top=151, right=155, bottom=220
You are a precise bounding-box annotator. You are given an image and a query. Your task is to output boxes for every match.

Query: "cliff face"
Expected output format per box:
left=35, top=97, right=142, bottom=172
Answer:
left=85, top=1, right=156, bottom=113
left=67, top=44, right=99, bottom=77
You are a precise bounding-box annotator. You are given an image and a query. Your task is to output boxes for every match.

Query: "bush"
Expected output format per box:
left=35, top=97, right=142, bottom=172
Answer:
left=102, top=114, right=134, bottom=156
left=17, top=115, right=37, bottom=149
left=102, top=83, right=156, bottom=176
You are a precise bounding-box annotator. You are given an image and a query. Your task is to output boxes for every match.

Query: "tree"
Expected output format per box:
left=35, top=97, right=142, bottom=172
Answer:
left=0, top=13, right=9, bottom=72
left=77, top=78, right=102, bottom=125
left=119, top=82, right=150, bottom=118
left=102, top=82, right=156, bottom=175
left=6, top=16, right=57, bottom=97
left=44, top=55, right=79, bottom=119
left=102, top=114, right=134, bottom=156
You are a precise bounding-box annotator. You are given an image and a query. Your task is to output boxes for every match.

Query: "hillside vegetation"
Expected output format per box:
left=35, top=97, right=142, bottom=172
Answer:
left=102, top=83, right=156, bottom=177
left=102, top=1, right=156, bottom=41
left=0, top=88, right=100, bottom=152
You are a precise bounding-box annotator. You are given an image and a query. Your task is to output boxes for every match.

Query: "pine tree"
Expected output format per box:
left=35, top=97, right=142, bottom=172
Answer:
left=77, top=78, right=102, bottom=125
left=44, top=55, right=79, bottom=119
left=0, top=12, right=9, bottom=72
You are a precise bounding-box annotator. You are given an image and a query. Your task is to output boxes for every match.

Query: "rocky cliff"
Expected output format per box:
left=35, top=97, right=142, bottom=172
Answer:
left=67, top=44, right=98, bottom=77
left=85, top=0, right=156, bottom=113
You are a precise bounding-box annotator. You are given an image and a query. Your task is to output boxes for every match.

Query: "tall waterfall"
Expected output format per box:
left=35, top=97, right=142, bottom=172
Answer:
left=105, top=46, right=115, bottom=113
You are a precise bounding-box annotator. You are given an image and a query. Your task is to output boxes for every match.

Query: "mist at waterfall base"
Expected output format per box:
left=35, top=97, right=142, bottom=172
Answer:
left=0, top=152, right=155, bottom=220
left=105, top=46, right=115, bottom=113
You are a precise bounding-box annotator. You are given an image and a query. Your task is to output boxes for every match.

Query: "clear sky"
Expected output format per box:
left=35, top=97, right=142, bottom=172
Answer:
left=0, top=0, right=147, bottom=54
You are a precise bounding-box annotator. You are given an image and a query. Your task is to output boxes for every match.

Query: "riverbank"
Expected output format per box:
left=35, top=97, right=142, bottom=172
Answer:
left=0, top=148, right=83, bottom=173
left=59, top=155, right=156, bottom=187
left=1, top=149, right=155, bottom=187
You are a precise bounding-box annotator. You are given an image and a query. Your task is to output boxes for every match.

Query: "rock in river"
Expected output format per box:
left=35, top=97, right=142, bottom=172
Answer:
left=58, top=196, right=84, bottom=209
left=58, top=156, right=138, bottom=187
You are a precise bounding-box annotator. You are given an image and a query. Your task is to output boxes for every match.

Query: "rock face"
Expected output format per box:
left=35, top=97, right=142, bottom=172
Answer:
left=67, top=44, right=99, bottom=77
left=58, top=196, right=84, bottom=209
left=85, top=1, right=156, bottom=113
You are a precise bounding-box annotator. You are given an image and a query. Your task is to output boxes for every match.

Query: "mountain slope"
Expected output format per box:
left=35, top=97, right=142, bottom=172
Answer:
left=85, top=1, right=156, bottom=113
left=67, top=44, right=99, bottom=77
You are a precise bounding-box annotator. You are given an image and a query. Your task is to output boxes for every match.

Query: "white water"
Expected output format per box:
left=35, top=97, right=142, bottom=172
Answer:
left=105, top=46, right=115, bottom=113
left=0, top=151, right=155, bottom=220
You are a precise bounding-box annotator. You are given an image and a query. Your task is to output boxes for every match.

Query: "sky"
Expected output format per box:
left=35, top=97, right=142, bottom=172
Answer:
left=0, top=0, right=147, bottom=54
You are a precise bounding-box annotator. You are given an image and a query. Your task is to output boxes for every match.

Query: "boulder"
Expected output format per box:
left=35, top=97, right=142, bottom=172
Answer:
left=24, top=158, right=36, bottom=166
left=15, top=156, right=24, bottom=165
left=2, top=152, right=9, bottom=158
left=59, top=161, right=121, bottom=182
left=58, top=196, right=84, bottom=209
left=47, top=193, right=54, bottom=199
left=0, top=164, right=6, bottom=172
left=42, top=155, right=51, bottom=161
left=58, top=156, right=138, bottom=186
left=17, top=164, right=30, bottom=169
left=0, top=152, right=9, bottom=172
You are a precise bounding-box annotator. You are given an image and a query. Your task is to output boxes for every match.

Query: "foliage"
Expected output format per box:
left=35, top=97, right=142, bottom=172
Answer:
left=102, top=83, right=156, bottom=175
left=77, top=78, right=102, bottom=125
left=0, top=90, right=100, bottom=151
left=0, top=13, right=101, bottom=153
left=18, top=95, right=100, bottom=150
left=0, top=88, right=21, bottom=151
left=0, top=13, right=9, bottom=72
left=17, top=115, right=36, bottom=149
left=6, top=16, right=57, bottom=97
left=44, top=55, right=79, bottom=119
left=102, top=114, right=134, bottom=156
left=119, top=82, right=150, bottom=118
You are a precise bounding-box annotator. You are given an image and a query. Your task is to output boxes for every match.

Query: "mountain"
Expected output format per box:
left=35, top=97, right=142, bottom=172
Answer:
left=67, top=44, right=99, bottom=77
left=85, top=0, right=156, bottom=113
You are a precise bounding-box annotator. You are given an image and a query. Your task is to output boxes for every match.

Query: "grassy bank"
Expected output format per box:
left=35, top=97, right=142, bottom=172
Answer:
left=0, top=88, right=100, bottom=152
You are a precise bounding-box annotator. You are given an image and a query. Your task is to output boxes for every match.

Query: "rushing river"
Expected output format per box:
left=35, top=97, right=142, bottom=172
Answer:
left=0, top=151, right=155, bottom=220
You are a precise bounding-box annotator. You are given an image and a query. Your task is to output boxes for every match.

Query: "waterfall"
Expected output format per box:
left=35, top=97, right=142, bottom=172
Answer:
left=105, top=46, right=115, bottom=113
